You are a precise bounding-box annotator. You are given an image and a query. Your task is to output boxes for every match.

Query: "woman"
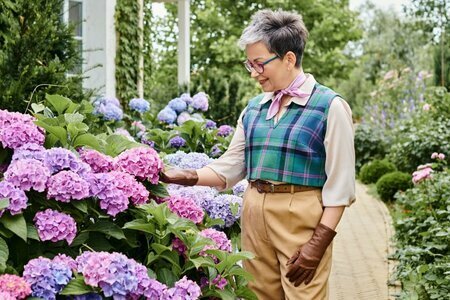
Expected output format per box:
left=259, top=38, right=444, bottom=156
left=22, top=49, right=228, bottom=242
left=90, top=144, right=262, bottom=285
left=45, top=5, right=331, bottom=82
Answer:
left=162, top=9, right=355, bottom=300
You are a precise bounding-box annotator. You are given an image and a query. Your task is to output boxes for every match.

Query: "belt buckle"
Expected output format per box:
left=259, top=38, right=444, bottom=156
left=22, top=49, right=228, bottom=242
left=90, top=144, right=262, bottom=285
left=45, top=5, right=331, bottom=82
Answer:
left=270, top=183, right=275, bottom=193
left=255, top=181, right=264, bottom=193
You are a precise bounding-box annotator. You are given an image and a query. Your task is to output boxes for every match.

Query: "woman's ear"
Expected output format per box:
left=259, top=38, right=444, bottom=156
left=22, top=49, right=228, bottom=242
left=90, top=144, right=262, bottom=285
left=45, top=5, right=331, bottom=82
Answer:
left=284, top=51, right=297, bottom=70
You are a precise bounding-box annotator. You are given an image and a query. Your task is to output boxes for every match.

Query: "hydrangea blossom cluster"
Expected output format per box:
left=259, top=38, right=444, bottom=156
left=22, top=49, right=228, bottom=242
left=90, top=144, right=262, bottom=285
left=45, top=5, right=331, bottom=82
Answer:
left=44, top=147, right=85, bottom=174
left=47, top=170, right=90, bottom=202
left=157, top=92, right=209, bottom=125
left=23, top=257, right=72, bottom=300
left=4, top=159, right=50, bottom=192
left=169, top=136, right=186, bottom=148
left=132, top=121, right=147, bottom=138
left=88, top=172, right=130, bottom=216
left=431, top=152, right=446, bottom=160
left=52, top=254, right=78, bottom=271
left=168, top=97, right=188, bottom=113
left=200, top=275, right=227, bottom=290
left=167, top=184, right=217, bottom=208
left=232, top=179, right=248, bottom=196
left=0, top=109, right=35, bottom=129
left=412, top=164, right=433, bottom=184
left=0, top=122, right=45, bottom=149
left=163, top=276, right=201, bottom=299
left=0, top=181, right=28, bottom=216
left=73, top=293, right=103, bottom=300
left=165, top=195, right=205, bottom=224
left=190, top=113, right=205, bottom=123
left=203, top=194, right=242, bottom=228
left=92, top=96, right=123, bottom=121
left=0, top=292, right=15, bottom=300
left=79, top=148, right=115, bottom=173
left=217, top=125, right=234, bottom=137
left=191, top=92, right=209, bottom=111
left=114, top=128, right=135, bottom=141
left=157, top=107, right=178, bottom=124
left=165, top=151, right=214, bottom=169
left=129, top=98, right=150, bottom=113
left=109, top=171, right=149, bottom=206
left=76, top=251, right=167, bottom=299
left=199, top=228, right=232, bottom=257
left=210, top=144, right=222, bottom=157
left=140, top=136, right=155, bottom=147
left=0, top=274, right=32, bottom=299
left=11, top=143, right=46, bottom=162
left=172, top=237, right=188, bottom=255
left=205, top=119, right=217, bottom=129
left=115, top=147, right=163, bottom=184
left=34, top=209, right=77, bottom=244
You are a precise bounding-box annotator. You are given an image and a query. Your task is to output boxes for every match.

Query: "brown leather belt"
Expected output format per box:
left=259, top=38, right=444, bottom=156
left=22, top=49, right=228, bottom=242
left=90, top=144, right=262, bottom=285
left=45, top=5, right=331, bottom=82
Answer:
left=250, top=180, right=319, bottom=193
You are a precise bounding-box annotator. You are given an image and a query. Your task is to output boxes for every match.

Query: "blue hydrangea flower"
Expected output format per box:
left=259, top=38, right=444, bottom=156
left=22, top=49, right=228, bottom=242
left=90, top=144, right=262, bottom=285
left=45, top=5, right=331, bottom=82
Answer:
left=192, top=92, right=209, bottom=111
left=205, top=119, right=217, bottom=129
left=180, top=93, right=193, bottom=105
left=232, top=179, right=248, bottom=196
left=203, top=194, right=242, bottom=228
left=177, top=112, right=191, bottom=125
left=191, top=113, right=204, bottom=123
left=169, top=136, right=186, bottom=148
left=102, top=105, right=123, bottom=121
left=168, top=97, right=187, bottom=113
left=129, top=98, right=150, bottom=113
left=157, top=107, right=177, bottom=124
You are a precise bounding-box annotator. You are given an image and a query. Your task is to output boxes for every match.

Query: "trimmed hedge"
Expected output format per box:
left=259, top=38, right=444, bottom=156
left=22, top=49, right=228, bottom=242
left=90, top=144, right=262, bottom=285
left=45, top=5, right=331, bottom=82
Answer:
left=359, top=159, right=396, bottom=184
left=376, top=171, right=412, bottom=202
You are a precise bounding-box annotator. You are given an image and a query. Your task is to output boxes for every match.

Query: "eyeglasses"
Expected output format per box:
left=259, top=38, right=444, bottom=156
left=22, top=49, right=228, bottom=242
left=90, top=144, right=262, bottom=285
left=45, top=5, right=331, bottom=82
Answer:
left=243, top=55, right=279, bottom=74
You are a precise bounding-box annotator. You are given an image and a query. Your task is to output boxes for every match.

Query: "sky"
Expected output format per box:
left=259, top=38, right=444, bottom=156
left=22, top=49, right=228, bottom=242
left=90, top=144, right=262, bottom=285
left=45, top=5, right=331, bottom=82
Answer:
left=349, top=0, right=411, bottom=13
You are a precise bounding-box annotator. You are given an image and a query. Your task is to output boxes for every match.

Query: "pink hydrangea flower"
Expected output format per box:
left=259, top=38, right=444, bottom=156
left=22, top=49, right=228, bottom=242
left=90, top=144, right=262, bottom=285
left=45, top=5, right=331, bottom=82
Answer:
left=115, top=147, right=163, bottom=184
left=172, top=237, right=188, bottom=255
left=88, top=172, right=130, bottom=216
left=47, top=170, right=90, bottom=202
left=52, top=254, right=78, bottom=271
left=4, top=159, right=50, bottom=192
left=0, top=122, right=45, bottom=149
left=79, top=148, right=115, bottom=173
left=0, top=274, right=32, bottom=299
left=0, top=181, right=28, bottom=216
left=412, top=166, right=433, bottom=184
left=166, top=195, right=204, bottom=224
left=199, top=228, right=232, bottom=257
left=163, top=276, right=201, bottom=300
left=432, top=152, right=446, bottom=160
left=0, top=292, right=15, bottom=300
left=34, top=209, right=77, bottom=244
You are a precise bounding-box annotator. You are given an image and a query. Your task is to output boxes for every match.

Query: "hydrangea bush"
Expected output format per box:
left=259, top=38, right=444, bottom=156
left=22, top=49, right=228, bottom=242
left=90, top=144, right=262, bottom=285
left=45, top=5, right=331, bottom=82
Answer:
left=0, top=106, right=256, bottom=300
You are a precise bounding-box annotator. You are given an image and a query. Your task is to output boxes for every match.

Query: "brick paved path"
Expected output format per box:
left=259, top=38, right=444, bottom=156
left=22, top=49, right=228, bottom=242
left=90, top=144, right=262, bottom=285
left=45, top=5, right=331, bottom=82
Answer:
left=329, top=182, right=400, bottom=300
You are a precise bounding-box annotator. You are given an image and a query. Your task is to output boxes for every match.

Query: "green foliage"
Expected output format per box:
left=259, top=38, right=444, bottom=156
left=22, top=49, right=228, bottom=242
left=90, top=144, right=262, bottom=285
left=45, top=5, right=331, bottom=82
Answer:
left=375, top=171, right=412, bottom=202
left=359, top=159, right=396, bottom=184
left=115, top=0, right=141, bottom=104
left=0, top=0, right=87, bottom=113
left=354, top=124, right=388, bottom=172
left=392, top=169, right=450, bottom=299
left=433, top=41, right=450, bottom=90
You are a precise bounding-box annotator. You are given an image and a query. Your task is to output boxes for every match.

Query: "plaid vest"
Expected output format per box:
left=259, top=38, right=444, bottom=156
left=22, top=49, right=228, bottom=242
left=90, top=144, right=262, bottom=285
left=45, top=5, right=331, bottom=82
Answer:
left=243, top=83, right=338, bottom=187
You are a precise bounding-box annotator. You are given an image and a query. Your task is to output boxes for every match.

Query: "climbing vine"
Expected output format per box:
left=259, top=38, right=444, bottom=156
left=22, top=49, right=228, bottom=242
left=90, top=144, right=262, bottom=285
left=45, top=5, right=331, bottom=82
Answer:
left=115, top=0, right=140, bottom=106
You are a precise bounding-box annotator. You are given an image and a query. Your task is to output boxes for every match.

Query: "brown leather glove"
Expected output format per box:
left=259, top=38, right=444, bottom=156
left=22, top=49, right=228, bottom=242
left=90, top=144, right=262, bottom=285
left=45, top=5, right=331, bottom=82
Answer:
left=159, top=168, right=198, bottom=186
left=285, top=223, right=336, bottom=286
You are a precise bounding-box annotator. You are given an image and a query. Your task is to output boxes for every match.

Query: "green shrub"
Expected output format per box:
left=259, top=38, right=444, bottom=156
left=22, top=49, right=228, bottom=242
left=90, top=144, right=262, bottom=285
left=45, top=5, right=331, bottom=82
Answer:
left=354, top=123, right=388, bottom=172
left=359, top=159, right=396, bottom=184
left=376, top=171, right=412, bottom=202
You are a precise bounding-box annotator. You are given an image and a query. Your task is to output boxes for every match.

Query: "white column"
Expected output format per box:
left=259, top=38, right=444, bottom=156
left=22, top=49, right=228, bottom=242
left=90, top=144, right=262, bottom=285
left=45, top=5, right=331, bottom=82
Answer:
left=177, top=0, right=190, bottom=88
left=137, top=0, right=144, bottom=98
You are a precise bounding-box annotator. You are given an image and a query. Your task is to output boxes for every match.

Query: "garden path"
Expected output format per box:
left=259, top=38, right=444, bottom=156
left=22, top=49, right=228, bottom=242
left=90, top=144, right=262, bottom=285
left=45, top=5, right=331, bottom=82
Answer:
left=329, top=181, right=400, bottom=300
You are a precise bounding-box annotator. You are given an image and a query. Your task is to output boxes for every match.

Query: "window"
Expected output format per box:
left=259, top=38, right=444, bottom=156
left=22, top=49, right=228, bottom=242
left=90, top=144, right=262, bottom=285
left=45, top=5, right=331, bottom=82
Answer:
left=63, top=0, right=83, bottom=75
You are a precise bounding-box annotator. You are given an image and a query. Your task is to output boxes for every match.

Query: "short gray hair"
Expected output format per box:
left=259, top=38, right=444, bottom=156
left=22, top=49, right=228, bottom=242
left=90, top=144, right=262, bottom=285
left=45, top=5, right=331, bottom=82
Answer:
left=238, top=9, right=309, bottom=67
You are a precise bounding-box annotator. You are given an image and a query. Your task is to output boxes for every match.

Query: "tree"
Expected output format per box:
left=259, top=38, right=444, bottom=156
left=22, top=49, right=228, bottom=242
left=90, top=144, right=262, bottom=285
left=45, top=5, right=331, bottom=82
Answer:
left=0, top=0, right=85, bottom=113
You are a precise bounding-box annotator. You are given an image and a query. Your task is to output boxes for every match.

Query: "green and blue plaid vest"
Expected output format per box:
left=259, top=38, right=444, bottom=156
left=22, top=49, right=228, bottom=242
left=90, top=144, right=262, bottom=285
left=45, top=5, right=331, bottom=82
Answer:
left=243, top=83, right=338, bottom=187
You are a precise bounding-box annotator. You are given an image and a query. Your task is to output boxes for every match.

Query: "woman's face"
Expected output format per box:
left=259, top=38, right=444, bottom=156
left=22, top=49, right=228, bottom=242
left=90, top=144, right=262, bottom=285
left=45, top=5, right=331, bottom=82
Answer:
left=245, top=42, right=291, bottom=92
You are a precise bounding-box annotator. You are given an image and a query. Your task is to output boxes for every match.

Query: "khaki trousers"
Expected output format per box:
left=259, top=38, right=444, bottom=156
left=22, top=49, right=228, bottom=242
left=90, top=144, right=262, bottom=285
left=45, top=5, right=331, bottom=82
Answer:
left=241, top=186, right=332, bottom=300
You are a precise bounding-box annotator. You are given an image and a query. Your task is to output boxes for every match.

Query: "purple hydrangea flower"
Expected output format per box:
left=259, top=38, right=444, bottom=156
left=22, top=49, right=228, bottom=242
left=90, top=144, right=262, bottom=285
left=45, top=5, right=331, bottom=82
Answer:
left=165, top=195, right=205, bottom=224
left=177, top=111, right=191, bottom=125
left=203, top=194, right=242, bottom=228
left=205, top=119, right=217, bottom=129
left=164, top=151, right=187, bottom=166
left=167, top=184, right=217, bottom=208
left=199, top=228, right=232, bottom=256
left=157, top=107, right=177, bottom=124
left=217, top=125, right=234, bottom=137
left=88, top=172, right=130, bottom=216
left=34, top=209, right=77, bottom=244
left=142, top=278, right=168, bottom=299
left=168, top=97, right=187, bottom=113
left=52, top=254, right=77, bottom=271
left=169, top=136, right=186, bottom=148
left=0, top=109, right=35, bottom=129
left=191, top=113, right=204, bottom=123
left=114, top=128, right=135, bottom=141
left=43, top=148, right=83, bottom=174
left=232, top=179, right=248, bottom=196
left=0, top=274, right=32, bottom=299
left=73, top=293, right=103, bottom=300
left=115, top=147, right=163, bottom=184
left=210, top=144, right=222, bottom=157
left=0, top=181, right=28, bottom=216
left=129, top=98, right=150, bottom=113
left=200, top=275, right=227, bottom=290
left=23, top=257, right=72, bottom=300
left=191, top=92, right=209, bottom=111
left=140, top=136, right=155, bottom=147
left=79, top=148, right=115, bottom=173
left=0, top=122, right=45, bottom=149
left=163, top=276, right=201, bottom=300
left=47, top=170, right=90, bottom=202
left=11, top=143, right=45, bottom=162
left=4, top=159, right=50, bottom=192
left=180, top=93, right=193, bottom=105
left=172, top=237, right=188, bottom=255
left=76, top=251, right=164, bottom=299
left=165, top=151, right=213, bottom=169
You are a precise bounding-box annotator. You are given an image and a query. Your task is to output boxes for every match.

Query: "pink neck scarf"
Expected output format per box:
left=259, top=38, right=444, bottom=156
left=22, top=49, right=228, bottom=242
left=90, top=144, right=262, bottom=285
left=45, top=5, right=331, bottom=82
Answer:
left=266, top=72, right=310, bottom=120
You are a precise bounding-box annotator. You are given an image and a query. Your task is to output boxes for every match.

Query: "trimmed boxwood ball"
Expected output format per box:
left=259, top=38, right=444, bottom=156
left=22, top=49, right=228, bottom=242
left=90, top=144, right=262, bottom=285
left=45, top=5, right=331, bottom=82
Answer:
left=359, top=159, right=396, bottom=184
left=376, top=171, right=413, bottom=202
